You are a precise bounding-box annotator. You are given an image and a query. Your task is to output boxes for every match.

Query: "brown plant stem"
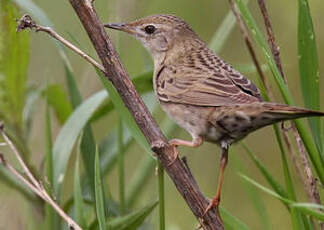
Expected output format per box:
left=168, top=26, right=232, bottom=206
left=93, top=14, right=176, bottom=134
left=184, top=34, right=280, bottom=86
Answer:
left=16, top=6, right=224, bottom=230
left=0, top=124, right=82, bottom=230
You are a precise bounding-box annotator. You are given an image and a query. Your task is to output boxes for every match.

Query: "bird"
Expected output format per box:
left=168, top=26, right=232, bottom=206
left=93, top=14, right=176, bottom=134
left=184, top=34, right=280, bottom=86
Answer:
left=104, top=14, right=324, bottom=214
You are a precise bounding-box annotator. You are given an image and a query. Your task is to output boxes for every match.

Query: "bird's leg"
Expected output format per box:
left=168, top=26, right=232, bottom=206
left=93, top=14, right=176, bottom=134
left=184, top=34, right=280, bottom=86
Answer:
left=168, top=136, right=203, bottom=165
left=204, top=144, right=229, bottom=215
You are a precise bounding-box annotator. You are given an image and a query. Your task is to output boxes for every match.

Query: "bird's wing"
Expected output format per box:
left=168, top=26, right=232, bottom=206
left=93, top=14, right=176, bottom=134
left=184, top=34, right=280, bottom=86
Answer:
left=156, top=50, right=263, bottom=106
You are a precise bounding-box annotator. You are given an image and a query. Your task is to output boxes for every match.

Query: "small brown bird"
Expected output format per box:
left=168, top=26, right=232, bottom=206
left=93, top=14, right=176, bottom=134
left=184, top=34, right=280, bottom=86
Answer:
left=105, top=14, right=324, bottom=213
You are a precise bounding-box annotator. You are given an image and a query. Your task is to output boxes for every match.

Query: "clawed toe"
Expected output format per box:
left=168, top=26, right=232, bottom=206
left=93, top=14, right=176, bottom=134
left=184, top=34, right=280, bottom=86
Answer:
left=203, top=198, right=220, bottom=216
left=168, top=144, right=179, bottom=166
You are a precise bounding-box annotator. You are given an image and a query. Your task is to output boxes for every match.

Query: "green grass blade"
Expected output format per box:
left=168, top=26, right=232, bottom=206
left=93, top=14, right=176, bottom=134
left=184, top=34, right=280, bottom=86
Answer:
left=117, top=120, right=125, bottom=215
left=272, top=126, right=305, bottom=230
left=107, top=201, right=158, bottom=230
left=99, top=126, right=133, bottom=176
left=44, top=102, right=57, bottom=230
left=64, top=63, right=97, bottom=197
left=219, top=206, right=250, bottom=230
left=74, top=148, right=88, bottom=230
left=272, top=126, right=296, bottom=200
left=234, top=0, right=324, bottom=184
left=95, top=69, right=152, bottom=155
left=46, top=84, right=72, bottom=124
left=126, top=156, right=156, bottom=208
left=91, top=70, right=153, bottom=123
left=95, top=149, right=107, bottom=230
left=23, top=87, right=41, bottom=138
left=64, top=65, right=82, bottom=108
left=231, top=153, right=271, bottom=230
left=209, top=0, right=249, bottom=54
left=242, top=144, right=288, bottom=199
left=240, top=174, right=324, bottom=222
left=297, top=0, right=323, bottom=154
left=126, top=117, right=177, bottom=208
left=53, top=90, right=107, bottom=193
left=157, top=162, right=165, bottom=230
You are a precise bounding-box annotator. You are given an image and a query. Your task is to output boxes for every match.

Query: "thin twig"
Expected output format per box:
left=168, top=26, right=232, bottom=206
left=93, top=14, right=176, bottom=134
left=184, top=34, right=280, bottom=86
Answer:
left=17, top=14, right=105, bottom=73
left=257, top=0, right=286, bottom=83
left=1, top=124, right=40, bottom=190
left=0, top=124, right=82, bottom=230
left=16, top=8, right=224, bottom=230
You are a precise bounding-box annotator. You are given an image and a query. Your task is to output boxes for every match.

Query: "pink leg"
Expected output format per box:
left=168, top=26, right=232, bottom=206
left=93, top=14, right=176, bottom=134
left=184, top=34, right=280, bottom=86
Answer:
left=203, top=146, right=228, bottom=215
left=168, top=137, right=203, bottom=165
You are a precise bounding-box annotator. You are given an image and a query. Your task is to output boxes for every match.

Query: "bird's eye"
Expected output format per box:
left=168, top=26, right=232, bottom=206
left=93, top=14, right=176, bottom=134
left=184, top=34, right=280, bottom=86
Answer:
left=144, top=25, right=156, bottom=34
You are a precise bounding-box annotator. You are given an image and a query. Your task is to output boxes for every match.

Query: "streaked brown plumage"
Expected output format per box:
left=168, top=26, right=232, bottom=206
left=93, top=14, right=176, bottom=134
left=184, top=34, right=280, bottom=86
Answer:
left=105, top=14, right=324, bottom=214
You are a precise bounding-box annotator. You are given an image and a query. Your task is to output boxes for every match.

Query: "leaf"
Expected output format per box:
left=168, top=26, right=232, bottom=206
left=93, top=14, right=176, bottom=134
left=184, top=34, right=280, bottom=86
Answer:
left=46, top=84, right=72, bottom=124
left=53, top=90, right=108, bottom=192
left=297, top=0, right=323, bottom=154
left=107, top=201, right=158, bottom=230
left=117, top=120, right=126, bottom=215
left=96, top=69, right=152, bottom=155
left=0, top=0, right=29, bottom=128
left=90, top=70, right=153, bottom=123
left=44, top=101, right=57, bottom=230
left=231, top=152, right=271, bottom=230
left=157, top=162, right=165, bottom=230
left=95, top=149, right=107, bottom=230
left=219, top=206, right=250, bottom=230
left=240, top=174, right=324, bottom=222
left=242, top=144, right=288, bottom=199
left=23, top=86, right=41, bottom=138
left=64, top=63, right=97, bottom=197
left=74, top=148, right=88, bottom=230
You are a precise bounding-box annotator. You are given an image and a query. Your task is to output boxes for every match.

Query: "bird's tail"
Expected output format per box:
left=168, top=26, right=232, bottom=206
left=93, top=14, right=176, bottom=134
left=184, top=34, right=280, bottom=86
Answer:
left=260, top=102, right=324, bottom=120
left=225, top=102, right=324, bottom=133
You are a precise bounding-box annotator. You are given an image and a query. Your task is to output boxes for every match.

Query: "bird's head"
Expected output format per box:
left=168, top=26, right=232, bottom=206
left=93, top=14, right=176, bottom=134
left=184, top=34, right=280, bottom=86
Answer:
left=104, top=14, right=198, bottom=60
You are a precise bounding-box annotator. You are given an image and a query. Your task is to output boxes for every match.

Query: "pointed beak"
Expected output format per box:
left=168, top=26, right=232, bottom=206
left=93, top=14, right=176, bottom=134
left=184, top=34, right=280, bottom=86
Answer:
left=104, top=23, right=135, bottom=34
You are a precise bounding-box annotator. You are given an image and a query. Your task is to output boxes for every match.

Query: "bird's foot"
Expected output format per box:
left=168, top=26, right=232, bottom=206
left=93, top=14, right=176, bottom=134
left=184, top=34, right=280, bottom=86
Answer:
left=168, top=141, right=180, bottom=166
left=203, top=196, right=220, bottom=216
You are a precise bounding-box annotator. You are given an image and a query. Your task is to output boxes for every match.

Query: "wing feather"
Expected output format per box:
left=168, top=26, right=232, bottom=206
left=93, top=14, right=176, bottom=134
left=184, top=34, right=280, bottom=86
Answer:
left=155, top=47, right=263, bottom=106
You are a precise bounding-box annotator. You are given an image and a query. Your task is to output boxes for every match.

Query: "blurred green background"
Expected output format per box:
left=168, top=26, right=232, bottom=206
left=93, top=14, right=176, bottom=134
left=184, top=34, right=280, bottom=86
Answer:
left=1, top=0, right=324, bottom=229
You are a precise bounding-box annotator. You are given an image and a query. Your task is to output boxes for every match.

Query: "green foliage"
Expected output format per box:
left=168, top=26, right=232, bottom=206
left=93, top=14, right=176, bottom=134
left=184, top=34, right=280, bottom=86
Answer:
left=46, top=84, right=72, bottom=124
left=96, top=69, right=152, bottom=155
left=74, top=151, right=88, bottom=229
left=0, top=0, right=29, bottom=130
left=52, top=90, right=107, bottom=193
left=107, top=201, right=158, bottom=230
left=297, top=0, right=323, bottom=154
left=220, top=207, right=250, bottom=230
left=95, top=149, right=107, bottom=230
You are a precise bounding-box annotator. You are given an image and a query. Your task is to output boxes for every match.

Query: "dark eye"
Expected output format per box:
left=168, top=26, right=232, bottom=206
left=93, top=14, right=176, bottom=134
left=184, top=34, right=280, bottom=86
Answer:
left=144, top=25, right=156, bottom=34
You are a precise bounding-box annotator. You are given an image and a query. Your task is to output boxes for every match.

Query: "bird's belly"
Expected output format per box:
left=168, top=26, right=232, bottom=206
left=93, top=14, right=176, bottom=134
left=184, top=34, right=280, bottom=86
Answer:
left=159, top=101, right=224, bottom=142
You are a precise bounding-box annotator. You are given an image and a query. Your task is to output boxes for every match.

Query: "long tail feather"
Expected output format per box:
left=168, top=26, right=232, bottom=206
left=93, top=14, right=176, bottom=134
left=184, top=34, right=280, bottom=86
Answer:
left=262, top=102, right=324, bottom=120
